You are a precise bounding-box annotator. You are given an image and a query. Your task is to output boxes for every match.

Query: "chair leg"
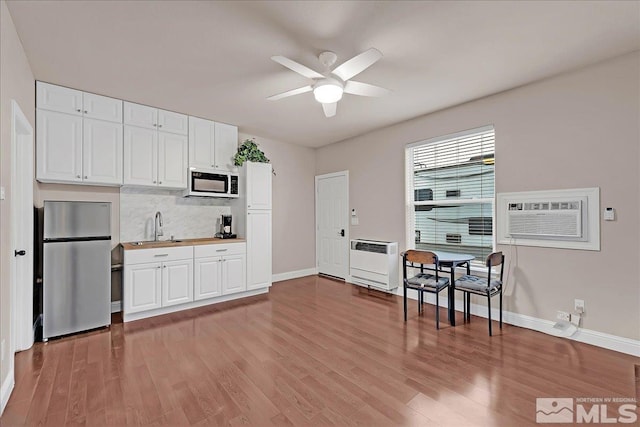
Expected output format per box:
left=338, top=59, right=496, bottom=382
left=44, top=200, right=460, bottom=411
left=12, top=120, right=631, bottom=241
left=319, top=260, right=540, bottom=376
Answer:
left=487, top=291, right=492, bottom=336
left=403, top=285, right=407, bottom=322
left=436, top=291, right=439, bottom=330
left=466, top=293, right=471, bottom=322
left=500, top=289, right=503, bottom=329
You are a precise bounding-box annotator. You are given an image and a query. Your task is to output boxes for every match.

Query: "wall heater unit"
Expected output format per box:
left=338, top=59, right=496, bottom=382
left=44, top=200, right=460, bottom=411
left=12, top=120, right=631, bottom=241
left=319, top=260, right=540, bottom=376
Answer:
left=349, top=239, right=399, bottom=291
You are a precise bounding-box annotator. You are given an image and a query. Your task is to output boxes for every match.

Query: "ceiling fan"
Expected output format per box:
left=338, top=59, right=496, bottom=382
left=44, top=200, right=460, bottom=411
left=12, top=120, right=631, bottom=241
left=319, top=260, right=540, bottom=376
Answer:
left=268, top=48, right=389, bottom=118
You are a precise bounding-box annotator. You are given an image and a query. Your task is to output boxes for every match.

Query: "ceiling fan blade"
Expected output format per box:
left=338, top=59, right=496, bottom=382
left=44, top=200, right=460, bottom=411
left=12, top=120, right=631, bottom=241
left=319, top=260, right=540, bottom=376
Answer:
left=267, top=85, right=313, bottom=101
left=271, top=56, right=324, bottom=79
left=322, top=102, right=337, bottom=118
left=343, top=81, right=390, bottom=97
left=332, top=48, right=383, bottom=81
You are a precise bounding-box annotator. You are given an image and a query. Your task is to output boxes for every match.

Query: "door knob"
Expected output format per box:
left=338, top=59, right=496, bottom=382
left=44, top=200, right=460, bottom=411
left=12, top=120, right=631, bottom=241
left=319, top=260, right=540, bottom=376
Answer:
left=14, top=250, right=26, bottom=256
left=340, top=229, right=345, bottom=237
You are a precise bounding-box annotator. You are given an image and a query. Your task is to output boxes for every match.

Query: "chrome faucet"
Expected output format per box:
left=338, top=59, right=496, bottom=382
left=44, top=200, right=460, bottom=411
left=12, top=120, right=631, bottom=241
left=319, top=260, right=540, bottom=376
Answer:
left=154, top=211, right=164, bottom=241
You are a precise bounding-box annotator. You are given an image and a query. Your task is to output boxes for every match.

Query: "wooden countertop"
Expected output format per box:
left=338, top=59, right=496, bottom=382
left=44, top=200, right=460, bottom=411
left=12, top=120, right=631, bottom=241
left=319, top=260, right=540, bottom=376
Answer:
left=121, top=237, right=246, bottom=250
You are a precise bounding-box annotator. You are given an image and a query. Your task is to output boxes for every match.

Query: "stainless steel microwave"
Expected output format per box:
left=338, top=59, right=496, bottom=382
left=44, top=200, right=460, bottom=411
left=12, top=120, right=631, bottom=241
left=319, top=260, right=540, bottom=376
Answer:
left=184, top=168, right=239, bottom=198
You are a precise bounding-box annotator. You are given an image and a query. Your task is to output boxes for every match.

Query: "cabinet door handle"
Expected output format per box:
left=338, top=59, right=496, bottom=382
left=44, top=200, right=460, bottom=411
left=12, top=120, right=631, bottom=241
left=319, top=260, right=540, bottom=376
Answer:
left=84, top=176, right=88, bottom=179
left=158, top=124, right=163, bottom=128
left=158, top=181, right=162, bottom=185
left=156, top=266, right=161, bottom=269
left=153, top=123, right=157, bottom=127
left=76, top=109, right=81, bottom=113
left=154, top=254, right=169, bottom=257
left=153, top=180, right=157, bottom=184
left=84, top=110, right=88, bottom=114
left=163, top=265, right=167, bottom=268
left=216, top=249, right=227, bottom=252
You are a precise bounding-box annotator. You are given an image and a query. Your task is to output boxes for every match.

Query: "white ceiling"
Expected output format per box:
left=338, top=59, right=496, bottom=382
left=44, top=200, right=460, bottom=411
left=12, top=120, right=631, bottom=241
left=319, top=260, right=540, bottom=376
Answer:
left=7, top=1, right=640, bottom=148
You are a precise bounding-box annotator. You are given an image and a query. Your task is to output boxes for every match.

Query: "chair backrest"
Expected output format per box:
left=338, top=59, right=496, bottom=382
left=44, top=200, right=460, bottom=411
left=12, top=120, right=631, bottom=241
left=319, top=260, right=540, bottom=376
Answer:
left=403, top=250, right=437, bottom=265
left=402, top=250, right=440, bottom=281
left=485, top=252, right=505, bottom=280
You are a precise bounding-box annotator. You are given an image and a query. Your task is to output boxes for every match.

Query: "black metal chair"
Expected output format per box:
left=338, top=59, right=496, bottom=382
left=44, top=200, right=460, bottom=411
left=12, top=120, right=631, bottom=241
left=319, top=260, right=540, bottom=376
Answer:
left=402, top=250, right=450, bottom=329
left=455, top=252, right=505, bottom=336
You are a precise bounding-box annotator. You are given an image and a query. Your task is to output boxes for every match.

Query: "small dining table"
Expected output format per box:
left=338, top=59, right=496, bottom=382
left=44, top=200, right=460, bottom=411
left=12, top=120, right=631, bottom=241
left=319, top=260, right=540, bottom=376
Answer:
left=431, top=250, right=475, bottom=326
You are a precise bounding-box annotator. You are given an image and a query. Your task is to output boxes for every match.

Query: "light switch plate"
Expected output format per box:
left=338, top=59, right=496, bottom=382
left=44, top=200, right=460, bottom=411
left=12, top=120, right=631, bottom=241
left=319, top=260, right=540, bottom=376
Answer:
left=603, top=207, right=615, bottom=221
left=0, top=186, right=5, bottom=200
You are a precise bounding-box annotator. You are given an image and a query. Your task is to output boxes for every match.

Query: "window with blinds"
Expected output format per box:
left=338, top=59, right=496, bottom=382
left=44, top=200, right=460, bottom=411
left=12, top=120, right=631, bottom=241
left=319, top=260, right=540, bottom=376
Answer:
left=406, top=126, right=495, bottom=262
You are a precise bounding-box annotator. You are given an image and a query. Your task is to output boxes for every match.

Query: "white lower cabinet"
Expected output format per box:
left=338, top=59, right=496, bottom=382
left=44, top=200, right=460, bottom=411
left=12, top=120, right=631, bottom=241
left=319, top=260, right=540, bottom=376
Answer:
left=222, top=254, right=247, bottom=295
left=194, top=243, right=247, bottom=299
left=125, top=262, right=162, bottom=314
left=161, top=259, right=194, bottom=307
left=124, top=246, right=193, bottom=316
left=194, top=257, right=222, bottom=300
left=124, top=242, right=249, bottom=321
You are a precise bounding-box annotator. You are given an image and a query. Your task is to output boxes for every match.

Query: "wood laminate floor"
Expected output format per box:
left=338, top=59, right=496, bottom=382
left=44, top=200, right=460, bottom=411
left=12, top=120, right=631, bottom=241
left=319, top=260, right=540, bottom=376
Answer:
left=2, top=275, right=638, bottom=426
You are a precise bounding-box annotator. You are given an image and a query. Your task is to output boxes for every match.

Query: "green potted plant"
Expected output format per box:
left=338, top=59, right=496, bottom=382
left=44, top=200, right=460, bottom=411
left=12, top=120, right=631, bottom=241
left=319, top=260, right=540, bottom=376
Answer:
left=233, top=138, right=275, bottom=174
left=233, top=138, right=270, bottom=166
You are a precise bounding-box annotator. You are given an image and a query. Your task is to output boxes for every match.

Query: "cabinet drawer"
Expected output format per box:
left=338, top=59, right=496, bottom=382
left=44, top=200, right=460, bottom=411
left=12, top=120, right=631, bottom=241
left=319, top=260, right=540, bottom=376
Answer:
left=125, top=246, right=193, bottom=265
left=194, top=242, right=246, bottom=258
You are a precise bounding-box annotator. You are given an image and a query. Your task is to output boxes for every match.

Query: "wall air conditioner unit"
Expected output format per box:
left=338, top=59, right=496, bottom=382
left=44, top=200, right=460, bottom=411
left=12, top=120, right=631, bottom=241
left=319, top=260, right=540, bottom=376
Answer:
left=349, top=239, right=399, bottom=292
left=507, top=200, right=582, bottom=238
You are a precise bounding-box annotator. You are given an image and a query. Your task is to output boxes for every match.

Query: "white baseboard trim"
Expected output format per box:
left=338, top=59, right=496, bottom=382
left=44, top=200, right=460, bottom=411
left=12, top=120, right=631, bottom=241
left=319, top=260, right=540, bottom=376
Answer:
left=1, top=368, right=14, bottom=416
left=111, top=300, right=121, bottom=313
left=401, top=291, right=640, bottom=357
left=272, top=268, right=318, bottom=283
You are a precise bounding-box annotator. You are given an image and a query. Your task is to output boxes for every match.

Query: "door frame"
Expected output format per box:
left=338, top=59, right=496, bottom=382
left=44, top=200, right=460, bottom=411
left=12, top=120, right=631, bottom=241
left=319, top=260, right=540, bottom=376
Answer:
left=315, top=170, right=349, bottom=279
left=10, top=99, right=34, bottom=359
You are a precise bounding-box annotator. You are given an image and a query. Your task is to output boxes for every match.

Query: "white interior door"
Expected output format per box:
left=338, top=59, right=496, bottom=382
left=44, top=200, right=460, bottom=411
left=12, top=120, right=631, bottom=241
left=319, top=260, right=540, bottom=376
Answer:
left=11, top=100, right=34, bottom=354
left=316, top=171, right=349, bottom=279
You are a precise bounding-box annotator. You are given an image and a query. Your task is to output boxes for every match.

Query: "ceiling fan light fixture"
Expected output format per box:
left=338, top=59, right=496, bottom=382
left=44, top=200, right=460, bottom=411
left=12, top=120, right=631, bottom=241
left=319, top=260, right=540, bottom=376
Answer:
left=313, top=82, right=343, bottom=104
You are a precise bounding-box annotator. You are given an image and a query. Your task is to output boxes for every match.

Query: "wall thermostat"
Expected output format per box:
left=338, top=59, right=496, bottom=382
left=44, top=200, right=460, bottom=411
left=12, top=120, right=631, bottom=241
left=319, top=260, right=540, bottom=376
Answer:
left=603, top=207, right=615, bottom=221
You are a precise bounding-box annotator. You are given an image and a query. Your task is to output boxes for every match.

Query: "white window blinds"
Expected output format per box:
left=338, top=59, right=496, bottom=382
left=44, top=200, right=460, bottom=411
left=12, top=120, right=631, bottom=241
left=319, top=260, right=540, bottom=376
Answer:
left=407, top=126, right=495, bottom=261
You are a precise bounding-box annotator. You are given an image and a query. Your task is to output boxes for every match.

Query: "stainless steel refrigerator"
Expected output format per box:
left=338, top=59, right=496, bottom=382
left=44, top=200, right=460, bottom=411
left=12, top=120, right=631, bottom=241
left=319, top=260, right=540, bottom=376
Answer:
left=43, top=201, right=111, bottom=340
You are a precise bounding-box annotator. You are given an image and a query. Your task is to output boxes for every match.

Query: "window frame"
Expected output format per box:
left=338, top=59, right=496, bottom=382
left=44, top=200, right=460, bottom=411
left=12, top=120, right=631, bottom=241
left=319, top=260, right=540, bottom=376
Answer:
left=405, top=125, right=496, bottom=269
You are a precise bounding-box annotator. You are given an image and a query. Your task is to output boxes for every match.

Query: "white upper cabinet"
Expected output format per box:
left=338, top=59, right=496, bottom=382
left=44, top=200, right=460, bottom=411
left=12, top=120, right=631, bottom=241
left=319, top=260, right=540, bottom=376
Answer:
left=158, top=132, right=188, bottom=188
left=125, top=102, right=187, bottom=135
left=123, top=102, right=188, bottom=189
left=158, top=109, right=188, bottom=135
left=37, top=82, right=123, bottom=123
left=188, top=116, right=238, bottom=171
left=246, top=162, right=272, bottom=210
left=123, top=126, right=158, bottom=186
left=214, top=122, right=239, bottom=172
left=82, top=92, right=122, bottom=123
left=82, top=119, right=123, bottom=185
left=37, top=110, right=83, bottom=183
left=123, top=126, right=187, bottom=189
left=36, top=82, right=123, bottom=186
left=37, top=82, right=83, bottom=116
left=124, top=102, right=157, bottom=129
left=188, top=116, right=215, bottom=169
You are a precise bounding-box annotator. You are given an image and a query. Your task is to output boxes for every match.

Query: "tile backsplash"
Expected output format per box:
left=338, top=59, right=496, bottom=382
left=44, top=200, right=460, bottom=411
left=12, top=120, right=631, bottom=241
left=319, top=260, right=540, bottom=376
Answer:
left=120, top=187, right=231, bottom=242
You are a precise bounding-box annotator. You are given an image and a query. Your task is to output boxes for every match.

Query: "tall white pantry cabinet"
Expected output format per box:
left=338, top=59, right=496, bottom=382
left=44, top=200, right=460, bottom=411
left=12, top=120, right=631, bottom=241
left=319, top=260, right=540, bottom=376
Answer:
left=240, top=162, right=273, bottom=290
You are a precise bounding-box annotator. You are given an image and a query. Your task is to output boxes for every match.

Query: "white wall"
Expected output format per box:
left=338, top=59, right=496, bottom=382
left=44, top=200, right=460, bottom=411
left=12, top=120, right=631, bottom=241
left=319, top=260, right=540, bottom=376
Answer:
left=316, top=52, right=640, bottom=341
left=239, top=133, right=316, bottom=276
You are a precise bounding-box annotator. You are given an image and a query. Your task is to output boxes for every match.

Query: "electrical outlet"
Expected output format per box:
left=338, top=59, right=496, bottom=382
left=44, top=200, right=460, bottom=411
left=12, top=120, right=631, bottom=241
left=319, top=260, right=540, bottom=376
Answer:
left=575, top=299, right=585, bottom=313
left=556, top=310, right=571, bottom=322
left=570, top=313, right=581, bottom=326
